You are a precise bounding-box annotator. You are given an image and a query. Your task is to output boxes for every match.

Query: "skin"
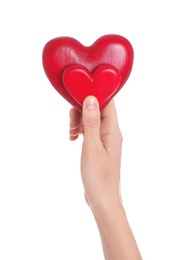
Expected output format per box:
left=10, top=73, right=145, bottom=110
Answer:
left=69, top=96, right=142, bottom=260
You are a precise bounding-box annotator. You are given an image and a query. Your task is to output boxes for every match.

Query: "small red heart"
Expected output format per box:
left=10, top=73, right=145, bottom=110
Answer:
left=42, top=34, right=134, bottom=111
left=62, top=64, right=121, bottom=110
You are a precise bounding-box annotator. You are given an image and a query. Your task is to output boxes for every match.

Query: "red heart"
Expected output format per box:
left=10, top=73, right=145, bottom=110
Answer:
left=62, top=64, right=121, bottom=111
left=42, top=34, right=134, bottom=111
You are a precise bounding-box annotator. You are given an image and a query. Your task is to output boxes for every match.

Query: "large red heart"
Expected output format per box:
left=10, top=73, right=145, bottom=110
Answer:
left=42, top=34, right=134, bottom=111
left=62, top=64, right=121, bottom=111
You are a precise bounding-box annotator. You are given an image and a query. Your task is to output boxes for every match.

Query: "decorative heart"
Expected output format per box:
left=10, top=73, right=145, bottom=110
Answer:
left=42, top=34, right=134, bottom=111
left=62, top=64, right=121, bottom=111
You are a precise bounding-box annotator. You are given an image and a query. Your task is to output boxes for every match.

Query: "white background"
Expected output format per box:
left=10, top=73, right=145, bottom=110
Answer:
left=0, top=0, right=182, bottom=259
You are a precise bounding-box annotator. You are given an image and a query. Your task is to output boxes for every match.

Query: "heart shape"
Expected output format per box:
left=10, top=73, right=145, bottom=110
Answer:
left=42, top=34, right=134, bottom=111
left=62, top=64, right=121, bottom=111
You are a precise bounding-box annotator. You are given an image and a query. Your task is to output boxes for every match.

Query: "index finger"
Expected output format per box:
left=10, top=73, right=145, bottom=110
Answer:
left=101, top=100, right=120, bottom=128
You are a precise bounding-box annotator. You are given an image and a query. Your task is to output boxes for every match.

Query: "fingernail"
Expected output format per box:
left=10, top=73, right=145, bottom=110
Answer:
left=85, top=96, right=97, bottom=111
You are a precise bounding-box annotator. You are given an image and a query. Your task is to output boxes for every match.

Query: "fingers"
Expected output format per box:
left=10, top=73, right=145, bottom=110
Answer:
left=69, top=108, right=82, bottom=141
left=69, top=97, right=122, bottom=145
left=100, top=100, right=123, bottom=149
left=82, top=96, right=101, bottom=143
left=101, top=100, right=119, bottom=128
left=102, top=100, right=121, bottom=135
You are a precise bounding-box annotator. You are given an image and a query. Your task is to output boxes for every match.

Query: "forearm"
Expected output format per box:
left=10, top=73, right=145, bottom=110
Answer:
left=91, top=200, right=142, bottom=260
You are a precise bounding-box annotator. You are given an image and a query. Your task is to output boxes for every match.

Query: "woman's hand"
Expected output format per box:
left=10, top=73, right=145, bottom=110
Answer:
left=69, top=96, right=122, bottom=210
left=69, top=96, right=142, bottom=260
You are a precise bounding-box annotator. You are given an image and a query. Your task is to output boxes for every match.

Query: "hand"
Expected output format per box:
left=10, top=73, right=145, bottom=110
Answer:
left=69, top=96, right=123, bottom=210
left=69, top=96, right=142, bottom=260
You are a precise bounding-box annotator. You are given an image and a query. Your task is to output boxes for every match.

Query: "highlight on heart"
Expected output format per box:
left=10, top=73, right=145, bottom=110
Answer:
left=42, top=34, right=134, bottom=111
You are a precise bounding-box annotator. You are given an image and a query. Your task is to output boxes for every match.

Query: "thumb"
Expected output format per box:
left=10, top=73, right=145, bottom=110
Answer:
left=82, top=96, right=101, bottom=142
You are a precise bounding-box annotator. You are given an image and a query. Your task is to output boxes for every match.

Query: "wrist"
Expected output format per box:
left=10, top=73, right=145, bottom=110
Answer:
left=89, top=196, right=124, bottom=218
left=86, top=183, right=123, bottom=214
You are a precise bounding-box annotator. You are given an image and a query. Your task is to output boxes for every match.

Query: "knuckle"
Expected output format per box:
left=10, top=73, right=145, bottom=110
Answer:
left=119, top=131, right=123, bottom=143
left=116, top=130, right=123, bottom=146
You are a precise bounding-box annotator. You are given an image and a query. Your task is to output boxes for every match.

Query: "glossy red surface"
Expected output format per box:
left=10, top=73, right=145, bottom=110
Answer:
left=42, top=34, right=134, bottom=111
left=62, top=64, right=121, bottom=111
